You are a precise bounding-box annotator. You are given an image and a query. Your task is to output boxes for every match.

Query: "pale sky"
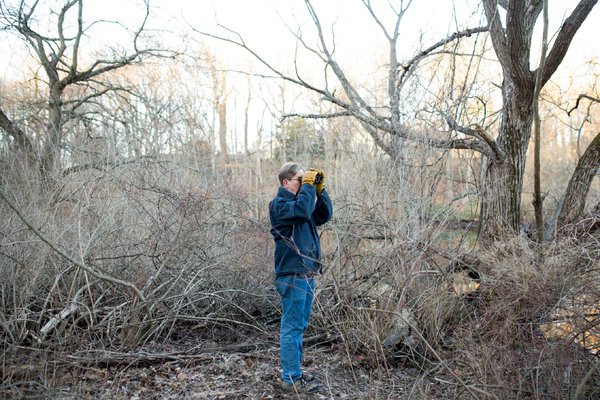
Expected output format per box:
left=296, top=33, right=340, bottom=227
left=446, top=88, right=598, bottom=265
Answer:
left=2, top=1, right=599, bottom=81
left=1, top=0, right=599, bottom=152
left=162, top=0, right=600, bottom=75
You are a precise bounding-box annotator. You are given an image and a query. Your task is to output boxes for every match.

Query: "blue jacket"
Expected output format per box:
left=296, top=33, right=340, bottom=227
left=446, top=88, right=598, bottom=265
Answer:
left=269, top=184, right=333, bottom=277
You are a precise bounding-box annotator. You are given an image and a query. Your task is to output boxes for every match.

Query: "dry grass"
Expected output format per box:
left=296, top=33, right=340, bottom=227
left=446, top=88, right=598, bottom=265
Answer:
left=440, top=238, right=600, bottom=399
left=0, top=155, right=274, bottom=352
left=1, top=146, right=599, bottom=399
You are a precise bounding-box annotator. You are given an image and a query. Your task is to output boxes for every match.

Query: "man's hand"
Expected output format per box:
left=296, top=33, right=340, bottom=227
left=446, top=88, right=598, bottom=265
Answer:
left=302, top=169, right=319, bottom=185
left=312, top=168, right=325, bottom=194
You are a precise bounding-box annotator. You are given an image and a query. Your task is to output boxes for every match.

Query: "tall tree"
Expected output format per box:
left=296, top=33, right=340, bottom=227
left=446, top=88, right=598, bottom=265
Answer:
left=479, top=0, right=597, bottom=239
left=0, top=0, right=163, bottom=180
left=208, top=54, right=229, bottom=166
left=199, top=0, right=598, bottom=241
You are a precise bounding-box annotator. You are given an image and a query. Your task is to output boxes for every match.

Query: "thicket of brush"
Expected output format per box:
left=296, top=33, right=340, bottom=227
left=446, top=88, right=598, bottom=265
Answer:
left=1, top=145, right=599, bottom=399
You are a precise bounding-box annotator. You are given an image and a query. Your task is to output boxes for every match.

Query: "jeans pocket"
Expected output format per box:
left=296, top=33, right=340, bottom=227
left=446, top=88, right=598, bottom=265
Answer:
left=275, top=274, right=296, bottom=298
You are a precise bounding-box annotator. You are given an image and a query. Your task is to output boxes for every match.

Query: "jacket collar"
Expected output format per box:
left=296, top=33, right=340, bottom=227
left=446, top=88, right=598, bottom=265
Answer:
left=277, top=186, right=297, bottom=199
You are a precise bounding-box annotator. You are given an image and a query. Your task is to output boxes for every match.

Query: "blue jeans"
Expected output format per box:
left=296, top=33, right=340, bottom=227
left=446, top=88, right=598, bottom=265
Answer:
left=275, top=274, right=315, bottom=384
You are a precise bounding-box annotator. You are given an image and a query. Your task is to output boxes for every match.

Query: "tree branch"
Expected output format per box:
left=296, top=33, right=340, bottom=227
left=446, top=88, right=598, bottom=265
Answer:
left=283, top=111, right=353, bottom=120
left=497, top=0, right=509, bottom=9
left=61, top=155, right=163, bottom=177
left=482, top=0, right=509, bottom=67
left=557, top=130, right=600, bottom=227
left=427, top=135, right=492, bottom=154
left=304, top=0, right=381, bottom=122
left=504, top=1, right=541, bottom=87
left=444, top=114, right=502, bottom=159
left=0, top=107, right=35, bottom=154
left=567, top=93, right=600, bottom=116
left=70, top=0, right=83, bottom=75
left=194, top=26, right=394, bottom=139
left=398, top=26, right=488, bottom=91
left=541, top=0, right=598, bottom=85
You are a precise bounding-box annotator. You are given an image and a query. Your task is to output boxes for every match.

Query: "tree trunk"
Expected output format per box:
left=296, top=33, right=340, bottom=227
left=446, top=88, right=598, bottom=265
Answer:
left=532, top=0, right=549, bottom=242
left=40, top=86, right=63, bottom=179
left=218, top=100, right=227, bottom=165
left=557, top=131, right=600, bottom=227
left=210, top=57, right=228, bottom=167
left=244, top=80, right=251, bottom=156
left=479, top=79, right=534, bottom=240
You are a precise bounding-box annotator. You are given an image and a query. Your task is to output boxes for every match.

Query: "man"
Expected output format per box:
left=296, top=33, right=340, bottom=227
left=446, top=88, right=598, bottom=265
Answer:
left=269, top=162, right=333, bottom=394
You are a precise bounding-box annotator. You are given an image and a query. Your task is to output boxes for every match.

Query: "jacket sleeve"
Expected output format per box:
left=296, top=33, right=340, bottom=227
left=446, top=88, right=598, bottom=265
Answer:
left=272, top=185, right=317, bottom=225
left=313, top=189, right=333, bottom=226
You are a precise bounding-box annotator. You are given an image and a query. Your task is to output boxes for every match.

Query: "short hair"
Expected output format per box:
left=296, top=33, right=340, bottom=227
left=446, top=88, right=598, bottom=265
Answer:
left=278, top=162, right=304, bottom=186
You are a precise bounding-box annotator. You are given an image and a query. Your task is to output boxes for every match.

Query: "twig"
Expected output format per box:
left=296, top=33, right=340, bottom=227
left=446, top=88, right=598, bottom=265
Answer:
left=39, top=280, right=97, bottom=340
left=0, top=186, right=151, bottom=318
left=571, top=353, right=600, bottom=400
left=65, top=341, right=275, bottom=367
left=365, top=307, right=498, bottom=399
left=567, top=93, right=600, bottom=116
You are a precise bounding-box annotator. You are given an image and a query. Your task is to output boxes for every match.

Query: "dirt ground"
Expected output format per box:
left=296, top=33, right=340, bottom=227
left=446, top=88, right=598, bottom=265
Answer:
left=3, top=331, right=460, bottom=400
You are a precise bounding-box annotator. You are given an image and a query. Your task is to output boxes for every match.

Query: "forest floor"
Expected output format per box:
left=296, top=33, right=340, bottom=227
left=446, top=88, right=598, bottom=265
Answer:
left=3, top=327, right=461, bottom=400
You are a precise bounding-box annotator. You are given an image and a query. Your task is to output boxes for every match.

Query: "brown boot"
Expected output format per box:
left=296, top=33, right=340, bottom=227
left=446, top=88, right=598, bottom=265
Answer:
left=280, top=376, right=319, bottom=394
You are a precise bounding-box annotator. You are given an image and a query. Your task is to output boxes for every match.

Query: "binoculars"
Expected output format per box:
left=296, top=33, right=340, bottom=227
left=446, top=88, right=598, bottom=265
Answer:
left=314, top=172, right=324, bottom=184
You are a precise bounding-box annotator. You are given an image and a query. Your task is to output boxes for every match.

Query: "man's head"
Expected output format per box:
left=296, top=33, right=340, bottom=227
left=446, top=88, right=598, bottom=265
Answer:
left=278, top=162, right=304, bottom=195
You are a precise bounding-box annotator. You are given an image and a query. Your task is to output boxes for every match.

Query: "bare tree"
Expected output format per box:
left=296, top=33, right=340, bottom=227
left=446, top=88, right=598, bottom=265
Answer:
left=0, top=0, right=168, bottom=180
left=198, top=0, right=598, bottom=241
left=207, top=54, right=229, bottom=166
left=479, top=0, right=597, bottom=240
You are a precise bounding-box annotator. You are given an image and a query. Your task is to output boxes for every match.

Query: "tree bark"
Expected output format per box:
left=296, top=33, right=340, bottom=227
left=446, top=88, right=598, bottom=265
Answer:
left=0, top=108, right=35, bottom=155
left=558, top=131, right=600, bottom=227
left=41, top=85, right=64, bottom=177
left=479, top=85, right=534, bottom=239
left=478, top=0, right=597, bottom=241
